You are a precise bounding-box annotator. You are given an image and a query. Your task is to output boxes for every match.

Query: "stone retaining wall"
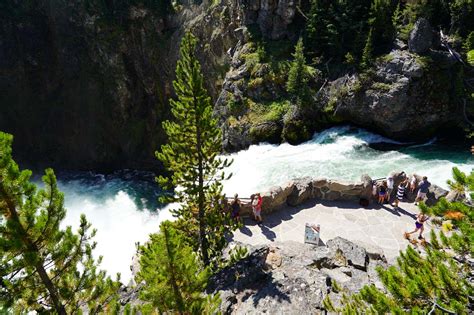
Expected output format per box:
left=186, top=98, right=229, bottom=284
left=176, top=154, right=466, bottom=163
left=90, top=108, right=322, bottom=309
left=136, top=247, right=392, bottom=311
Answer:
left=236, top=172, right=448, bottom=216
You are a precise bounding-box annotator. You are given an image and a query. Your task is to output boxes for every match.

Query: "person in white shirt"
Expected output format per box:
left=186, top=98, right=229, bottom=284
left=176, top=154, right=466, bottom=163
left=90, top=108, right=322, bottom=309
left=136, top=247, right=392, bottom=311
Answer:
left=386, top=176, right=394, bottom=202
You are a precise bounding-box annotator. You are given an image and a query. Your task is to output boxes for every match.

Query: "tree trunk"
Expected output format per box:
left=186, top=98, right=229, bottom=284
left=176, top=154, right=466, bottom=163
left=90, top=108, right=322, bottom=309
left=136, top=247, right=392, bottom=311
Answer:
left=163, top=224, right=185, bottom=314
left=196, top=106, right=209, bottom=267
left=0, top=185, right=67, bottom=315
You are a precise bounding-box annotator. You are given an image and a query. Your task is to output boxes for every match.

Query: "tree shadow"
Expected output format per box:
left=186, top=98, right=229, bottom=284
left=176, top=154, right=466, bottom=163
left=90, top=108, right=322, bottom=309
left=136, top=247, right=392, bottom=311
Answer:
left=249, top=275, right=291, bottom=307
left=207, top=247, right=290, bottom=308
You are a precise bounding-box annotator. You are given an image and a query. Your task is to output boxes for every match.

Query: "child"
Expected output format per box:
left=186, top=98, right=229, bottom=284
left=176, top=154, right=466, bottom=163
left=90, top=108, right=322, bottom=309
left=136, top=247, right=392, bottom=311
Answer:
left=393, top=179, right=408, bottom=208
left=406, top=212, right=429, bottom=239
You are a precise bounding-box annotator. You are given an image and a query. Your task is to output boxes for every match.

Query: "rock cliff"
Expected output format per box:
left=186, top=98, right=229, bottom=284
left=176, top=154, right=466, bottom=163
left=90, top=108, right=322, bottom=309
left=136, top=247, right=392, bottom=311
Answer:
left=0, top=1, right=467, bottom=170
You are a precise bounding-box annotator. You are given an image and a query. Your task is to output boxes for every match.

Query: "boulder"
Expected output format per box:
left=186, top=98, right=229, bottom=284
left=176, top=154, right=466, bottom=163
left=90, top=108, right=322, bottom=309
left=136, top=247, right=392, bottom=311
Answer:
left=269, top=184, right=294, bottom=209
left=409, top=18, right=434, bottom=54
left=425, top=185, right=449, bottom=206
left=286, top=177, right=313, bottom=206
left=327, top=237, right=369, bottom=271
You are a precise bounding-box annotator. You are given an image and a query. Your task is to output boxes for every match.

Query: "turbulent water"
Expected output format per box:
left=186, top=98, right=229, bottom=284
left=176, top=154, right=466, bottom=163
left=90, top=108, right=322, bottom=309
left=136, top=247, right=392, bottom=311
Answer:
left=57, top=126, right=472, bottom=282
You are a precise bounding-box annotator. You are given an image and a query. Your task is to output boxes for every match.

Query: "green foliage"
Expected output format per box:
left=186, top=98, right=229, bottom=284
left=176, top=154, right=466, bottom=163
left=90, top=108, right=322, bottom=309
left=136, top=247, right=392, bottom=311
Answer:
left=305, top=0, right=378, bottom=61
left=136, top=221, right=220, bottom=314
left=361, top=28, right=375, bottom=69
left=221, top=245, right=249, bottom=269
left=344, top=52, right=356, bottom=66
left=328, top=167, right=474, bottom=313
left=156, top=32, right=237, bottom=268
left=447, top=166, right=471, bottom=193
left=464, top=32, right=474, bottom=51
left=286, top=37, right=316, bottom=105
left=0, top=132, right=119, bottom=314
left=450, top=0, right=474, bottom=37
left=368, top=0, right=396, bottom=53
left=371, top=82, right=392, bottom=91
left=467, top=50, right=474, bottom=66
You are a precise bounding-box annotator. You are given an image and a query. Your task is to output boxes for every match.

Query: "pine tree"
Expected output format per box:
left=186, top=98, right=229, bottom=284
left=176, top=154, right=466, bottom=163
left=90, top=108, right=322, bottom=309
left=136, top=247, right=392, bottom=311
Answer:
left=156, top=31, right=235, bottom=267
left=0, top=132, right=119, bottom=313
left=329, top=167, right=474, bottom=314
left=287, top=37, right=312, bottom=105
left=361, top=28, right=374, bottom=69
left=369, top=0, right=396, bottom=54
left=136, top=221, right=220, bottom=314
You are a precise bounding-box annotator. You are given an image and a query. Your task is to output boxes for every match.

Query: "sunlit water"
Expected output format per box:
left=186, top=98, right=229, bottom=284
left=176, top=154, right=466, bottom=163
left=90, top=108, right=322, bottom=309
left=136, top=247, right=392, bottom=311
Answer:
left=55, top=126, right=472, bottom=282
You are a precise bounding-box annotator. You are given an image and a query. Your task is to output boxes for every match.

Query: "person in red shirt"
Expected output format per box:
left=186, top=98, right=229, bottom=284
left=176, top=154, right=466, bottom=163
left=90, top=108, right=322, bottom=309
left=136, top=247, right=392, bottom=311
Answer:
left=255, top=193, right=263, bottom=224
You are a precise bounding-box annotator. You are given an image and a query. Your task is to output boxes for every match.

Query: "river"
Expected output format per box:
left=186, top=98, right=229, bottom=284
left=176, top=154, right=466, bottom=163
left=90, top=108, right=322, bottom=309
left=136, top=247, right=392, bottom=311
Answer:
left=56, top=126, right=473, bottom=282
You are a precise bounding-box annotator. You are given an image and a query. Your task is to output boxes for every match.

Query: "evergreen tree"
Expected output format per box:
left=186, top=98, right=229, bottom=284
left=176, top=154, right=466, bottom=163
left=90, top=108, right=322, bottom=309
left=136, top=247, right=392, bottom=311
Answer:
left=287, top=37, right=311, bottom=104
left=369, top=0, right=396, bottom=54
left=156, top=31, right=235, bottom=267
left=136, top=221, right=220, bottom=314
left=305, top=0, right=329, bottom=57
left=0, top=132, right=119, bottom=314
left=361, top=28, right=374, bottom=69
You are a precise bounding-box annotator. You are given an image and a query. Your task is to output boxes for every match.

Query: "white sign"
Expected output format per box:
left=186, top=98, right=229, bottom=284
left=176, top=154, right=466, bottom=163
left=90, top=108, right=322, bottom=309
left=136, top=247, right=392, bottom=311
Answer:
left=305, top=223, right=320, bottom=245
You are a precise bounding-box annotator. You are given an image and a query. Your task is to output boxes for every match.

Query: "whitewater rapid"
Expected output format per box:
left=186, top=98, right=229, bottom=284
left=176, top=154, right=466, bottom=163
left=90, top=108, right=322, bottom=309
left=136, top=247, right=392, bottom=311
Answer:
left=222, top=126, right=473, bottom=197
left=58, top=126, right=472, bottom=282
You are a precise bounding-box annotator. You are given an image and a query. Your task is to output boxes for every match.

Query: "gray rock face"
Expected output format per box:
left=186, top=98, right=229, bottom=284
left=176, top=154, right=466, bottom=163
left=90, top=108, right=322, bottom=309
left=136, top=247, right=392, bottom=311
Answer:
left=208, top=239, right=387, bottom=314
left=409, top=18, right=434, bottom=54
left=330, top=49, right=462, bottom=141
left=327, top=237, right=369, bottom=270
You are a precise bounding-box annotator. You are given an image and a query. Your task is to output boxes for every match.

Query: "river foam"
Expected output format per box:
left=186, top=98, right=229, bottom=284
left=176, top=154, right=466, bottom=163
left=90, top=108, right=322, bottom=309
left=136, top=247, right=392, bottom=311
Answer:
left=58, top=126, right=472, bottom=281
left=222, top=126, right=473, bottom=197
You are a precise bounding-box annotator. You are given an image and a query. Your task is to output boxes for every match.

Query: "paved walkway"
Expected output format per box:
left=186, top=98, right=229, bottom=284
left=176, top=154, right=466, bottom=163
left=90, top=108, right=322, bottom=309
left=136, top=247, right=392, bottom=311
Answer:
left=233, top=200, right=437, bottom=263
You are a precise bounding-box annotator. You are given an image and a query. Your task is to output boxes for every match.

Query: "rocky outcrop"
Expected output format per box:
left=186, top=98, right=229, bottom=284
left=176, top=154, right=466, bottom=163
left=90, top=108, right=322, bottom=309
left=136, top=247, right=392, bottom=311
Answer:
left=409, top=18, right=435, bottom=54
left=325, top=48, right=462, bottom=141
left=218, top=42, right=463, bottom=149
left=208, top=238, right=387, bottom=314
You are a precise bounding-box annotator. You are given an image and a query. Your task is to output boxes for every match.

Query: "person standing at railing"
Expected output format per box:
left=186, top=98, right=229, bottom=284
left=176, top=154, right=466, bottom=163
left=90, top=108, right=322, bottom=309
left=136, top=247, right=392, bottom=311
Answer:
left=230, top=193, right=242, bottom=221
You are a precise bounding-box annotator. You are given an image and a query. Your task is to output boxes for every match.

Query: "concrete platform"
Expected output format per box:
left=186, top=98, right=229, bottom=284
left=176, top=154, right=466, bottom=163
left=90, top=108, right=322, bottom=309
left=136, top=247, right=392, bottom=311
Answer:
left=232, top=200, right=437, bottom=263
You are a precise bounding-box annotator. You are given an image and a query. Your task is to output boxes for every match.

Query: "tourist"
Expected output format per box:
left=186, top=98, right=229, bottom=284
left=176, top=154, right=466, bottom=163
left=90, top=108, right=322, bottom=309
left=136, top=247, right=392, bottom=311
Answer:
left=406, top=212, right=429, bottom=239
left=256, top=193, right=263, bottom=224
left=378, top=181, right=387, bottom=204
left=386, top=175, right=394, bottom=202
left=372, top=181, right=378, bottom=201
left=251, top=194, right=258, bottom=221
left=415, top=176, right=431, bottom=205
left=410, top=174, right=417, bottom=193
left=230, top=193, right=242, bottom=221
left=251, top=192, right=263, bottom=224
left=393, top=178, right=408, bottom=208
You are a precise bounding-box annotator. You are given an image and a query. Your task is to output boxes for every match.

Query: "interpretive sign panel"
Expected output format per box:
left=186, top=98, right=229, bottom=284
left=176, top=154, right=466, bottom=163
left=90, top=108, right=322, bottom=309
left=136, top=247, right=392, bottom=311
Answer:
left=304, top=223, right=320, bottom=245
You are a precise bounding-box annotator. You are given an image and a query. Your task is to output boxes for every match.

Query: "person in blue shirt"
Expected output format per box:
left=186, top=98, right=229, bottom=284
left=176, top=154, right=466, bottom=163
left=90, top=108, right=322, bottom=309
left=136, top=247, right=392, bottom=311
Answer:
left=415, top=176, right=430, bottom=205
